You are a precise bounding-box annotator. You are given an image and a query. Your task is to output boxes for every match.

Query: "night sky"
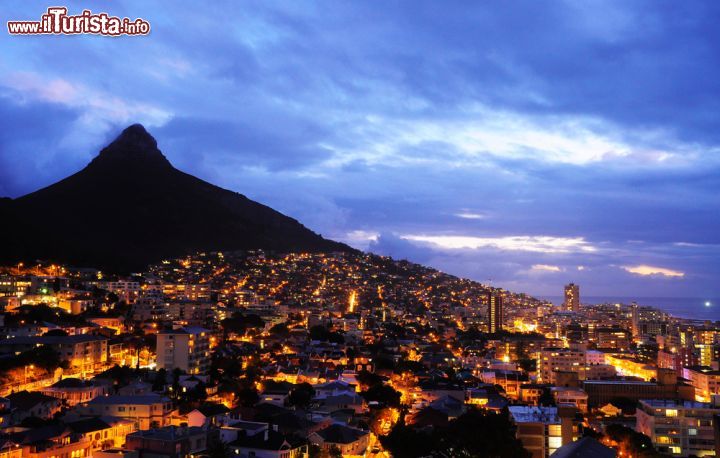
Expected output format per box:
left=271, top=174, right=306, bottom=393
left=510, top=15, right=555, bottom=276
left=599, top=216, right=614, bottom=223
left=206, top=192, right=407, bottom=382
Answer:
left=2, top=1, right=719, bottom=298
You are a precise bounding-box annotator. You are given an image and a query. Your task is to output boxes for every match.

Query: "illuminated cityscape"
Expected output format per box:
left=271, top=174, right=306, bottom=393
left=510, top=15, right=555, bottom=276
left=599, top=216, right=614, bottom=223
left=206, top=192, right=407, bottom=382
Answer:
left=0, top=251, right=718, bottom=457
left=1, top=1, right=720, bottom=457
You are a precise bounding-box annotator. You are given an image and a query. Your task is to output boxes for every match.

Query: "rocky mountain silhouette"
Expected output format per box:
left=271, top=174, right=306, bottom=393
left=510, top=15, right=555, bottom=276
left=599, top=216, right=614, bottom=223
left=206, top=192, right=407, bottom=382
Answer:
left=0, top=124, right=353, bottom=272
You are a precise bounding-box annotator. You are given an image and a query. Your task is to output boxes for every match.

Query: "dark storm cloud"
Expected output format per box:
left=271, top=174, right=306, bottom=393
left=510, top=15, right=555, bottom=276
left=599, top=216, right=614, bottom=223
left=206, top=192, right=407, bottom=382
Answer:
left=0, top=93, right=84, bottom=196
left=153, top=117, right=333, bottom=172
left=1, top=0, right=719, bottom=296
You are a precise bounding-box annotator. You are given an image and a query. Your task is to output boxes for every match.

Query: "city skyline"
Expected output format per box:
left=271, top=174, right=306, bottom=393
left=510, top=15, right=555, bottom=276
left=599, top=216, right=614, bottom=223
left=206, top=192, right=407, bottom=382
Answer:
left=1, top=1, right=719, bottom=298
left=3, top=3, right=720, bottom=458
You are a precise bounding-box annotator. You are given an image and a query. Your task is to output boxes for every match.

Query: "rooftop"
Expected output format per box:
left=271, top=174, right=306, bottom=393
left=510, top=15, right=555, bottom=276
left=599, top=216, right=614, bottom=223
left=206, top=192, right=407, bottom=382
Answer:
left=88, top=394, right=170, bottom=405
left=6, top=391, right=58, bottom=410
left=0, top=335, right=107, bottom=345
left=158, top=326, right=210, bottom=335
left=508, top=406, right=560, bottom=424
left=314, top=424, right=368, bottom=444
left=640, top=399, right=720, bottom=410
left=51, top=378, right=94, bottom=389
left=67, top=418, right=111, bottom=434
left=685, top=365, right=720, bottom=376
left=549, top=437, right=616, bottom=458
left=583, top=380, right=658, bottom=386
left=128, top=426, right=205, bottom=441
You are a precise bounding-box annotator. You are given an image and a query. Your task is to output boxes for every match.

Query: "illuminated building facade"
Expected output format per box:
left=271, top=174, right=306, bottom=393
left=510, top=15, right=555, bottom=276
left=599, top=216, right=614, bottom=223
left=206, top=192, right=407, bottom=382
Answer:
left=509, top=405, right=579, bottom=458
left=157, top=327, right=211, bottom=374
left=563, top=283, right=579, bottom=312
left=683, top=366, right=720, bottom=402
left=488, top=292, right=503, bottom=333
left=637, top=399, right=720, bottom=457
left=0, top=335, right=108, bottom=374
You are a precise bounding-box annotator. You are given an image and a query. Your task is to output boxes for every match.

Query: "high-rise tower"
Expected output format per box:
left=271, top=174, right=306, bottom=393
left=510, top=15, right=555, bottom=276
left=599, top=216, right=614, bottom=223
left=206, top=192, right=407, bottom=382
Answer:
left=564, top=283, right=580, bottom=312
left=488, top=292, right=503, bottom=333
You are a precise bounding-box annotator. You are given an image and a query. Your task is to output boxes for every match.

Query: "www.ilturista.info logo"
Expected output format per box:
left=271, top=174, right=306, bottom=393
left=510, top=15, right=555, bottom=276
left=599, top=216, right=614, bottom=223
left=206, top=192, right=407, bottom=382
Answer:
left=7, top=7, right=150, bottom=36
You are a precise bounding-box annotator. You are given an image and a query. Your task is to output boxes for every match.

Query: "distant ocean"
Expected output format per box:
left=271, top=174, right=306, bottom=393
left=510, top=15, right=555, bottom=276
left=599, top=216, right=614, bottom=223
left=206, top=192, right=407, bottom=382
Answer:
left=539, top=296, right=720, bottom=322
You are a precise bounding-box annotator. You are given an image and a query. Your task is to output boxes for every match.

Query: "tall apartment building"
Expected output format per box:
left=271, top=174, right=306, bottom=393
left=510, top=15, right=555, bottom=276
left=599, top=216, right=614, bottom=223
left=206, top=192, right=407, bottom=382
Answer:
left=539, top=347, right=616, bottom=385
left=683, top=366, right=720, bottom=402
left=132, top=290, right=168, bottom=321
left=631, top=302, right=640, bottom=338
left=98, top=279, right=141, bottom=303
left=0, top=275, right=31, bottom=297
left=162, top=283, right=212, bottom=301
left=595, top=327, right=631, bottom=349
left=156, top=327, right=211, bottom=374
left=563, top=283, right=579, bottom=312
left=0, top=335, right=108, bottom=374
left=636, top=399, right=720, bottom=457
left=658, top=348, right=698, bottom=374
left=509, top=405, right=579, bottom=458
left=487, top=292, right=503, bottom=334
left=695, top=329, right=717, bottom=367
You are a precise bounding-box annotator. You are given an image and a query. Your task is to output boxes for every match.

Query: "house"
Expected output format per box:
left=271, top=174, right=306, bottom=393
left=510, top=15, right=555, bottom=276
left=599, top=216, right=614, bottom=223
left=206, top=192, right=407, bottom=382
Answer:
left=228, top=428, right=307, bottom=458
left=125, top=426, right=207, bottom=458
left=4, top=424, right=91, bottom=458
left=88, top=317, right=126, bottom=334
left=480, top=370, right=529, bottom=399
left=41, top=378, right=108, bottom=406
left=315, top=393, right=365, bottom=414
left=80, top=394, right=173, bottom=430
left=219, top=420, right=268, bottom=444
left=520, top=384, right=549, bottom=405
left=418, top=380, right=465, bottom=403
left=187, top=403, right=230, bottom=428
left=314, top=380, right=356, bottom=398
left=248, top=404, right=324, bottom=437
left=259, top=381, right=293, bottom=407
left=57, top=297, right=94, bottom=315
left=66, top=417, right=136, bottom=455
left=466, top=387, right=490, bottom=406
left=6, top=391, right=62, bottom=424
left=178, top=375, right=207, bottom=392
left=309, top=424, right=370, bottom=457
left=550, top=387, right=588, bottom=413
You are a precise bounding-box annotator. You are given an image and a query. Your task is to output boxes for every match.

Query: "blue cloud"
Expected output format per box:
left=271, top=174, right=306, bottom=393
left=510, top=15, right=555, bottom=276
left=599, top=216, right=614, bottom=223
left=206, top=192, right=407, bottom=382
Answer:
left=1, top=0, right=719, bottom=297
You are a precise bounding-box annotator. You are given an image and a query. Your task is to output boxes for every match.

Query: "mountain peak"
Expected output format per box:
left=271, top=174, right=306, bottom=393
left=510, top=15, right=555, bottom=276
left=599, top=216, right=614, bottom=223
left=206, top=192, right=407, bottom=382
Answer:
left=3, top=123, right=353, bottom=271
left=90, top=123, right=170, bottom=169
left=116, top=123, right=157, bottom=149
